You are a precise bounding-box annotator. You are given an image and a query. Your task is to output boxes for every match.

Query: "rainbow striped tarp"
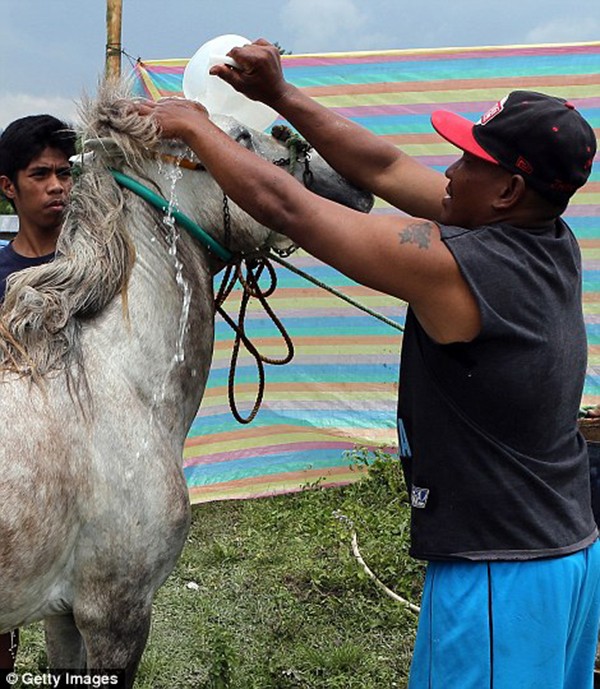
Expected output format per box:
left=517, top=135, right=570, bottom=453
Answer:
left=130, top=42, right=600, bottom=504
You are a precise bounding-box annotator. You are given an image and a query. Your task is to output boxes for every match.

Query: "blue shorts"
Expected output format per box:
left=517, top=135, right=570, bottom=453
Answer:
left=409, top=540, right=600, bottom=689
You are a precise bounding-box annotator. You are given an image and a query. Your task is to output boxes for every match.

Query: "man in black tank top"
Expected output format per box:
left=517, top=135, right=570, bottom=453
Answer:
left=137, top=42, right=599, bottom=689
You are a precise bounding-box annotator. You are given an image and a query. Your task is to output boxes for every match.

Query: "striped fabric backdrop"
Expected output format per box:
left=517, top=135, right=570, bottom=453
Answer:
left=132, top=42, right=596, bottom=501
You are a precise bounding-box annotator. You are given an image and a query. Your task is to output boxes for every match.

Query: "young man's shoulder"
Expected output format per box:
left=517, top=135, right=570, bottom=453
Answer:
left=0, top=242, right=55, bottom=277
left=0, top=242, right=18, bottom=272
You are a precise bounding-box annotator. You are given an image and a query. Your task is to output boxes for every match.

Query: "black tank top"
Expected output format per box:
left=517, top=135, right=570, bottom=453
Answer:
left=398, top=219, right=597, bottom=561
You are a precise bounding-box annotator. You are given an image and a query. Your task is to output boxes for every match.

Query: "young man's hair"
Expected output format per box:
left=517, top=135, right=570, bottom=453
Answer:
left=0, top=114, right=77, bottom=182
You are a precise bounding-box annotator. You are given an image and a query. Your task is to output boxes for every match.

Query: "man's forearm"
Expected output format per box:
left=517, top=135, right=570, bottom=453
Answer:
left=181, top=116, right=309, bottom=236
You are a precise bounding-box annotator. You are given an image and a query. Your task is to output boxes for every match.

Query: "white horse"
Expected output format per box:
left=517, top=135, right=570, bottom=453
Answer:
left=0, top=85, right=372, bottom=685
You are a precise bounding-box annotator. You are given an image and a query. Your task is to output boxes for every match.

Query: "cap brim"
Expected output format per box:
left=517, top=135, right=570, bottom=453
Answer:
left=431, top=110, right=497, bottom=164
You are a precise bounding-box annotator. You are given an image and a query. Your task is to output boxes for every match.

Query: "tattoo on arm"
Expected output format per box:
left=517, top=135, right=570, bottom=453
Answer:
left=398, top=221, right=435, bottom=249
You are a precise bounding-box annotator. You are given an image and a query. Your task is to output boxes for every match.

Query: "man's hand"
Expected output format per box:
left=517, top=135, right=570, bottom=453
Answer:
left=135, top=98, right=210, bottom=141
left=209, top=38, right=292, bottom=108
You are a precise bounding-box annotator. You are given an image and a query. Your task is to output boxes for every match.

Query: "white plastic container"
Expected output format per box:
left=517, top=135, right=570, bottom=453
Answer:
left=183, top=34, right=278, bottom=131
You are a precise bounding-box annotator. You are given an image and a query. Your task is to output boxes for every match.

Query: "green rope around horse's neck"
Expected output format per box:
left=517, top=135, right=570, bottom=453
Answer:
left=110, top=169, right=233, bottom=262
left=110, top=168, right=403, bottom=333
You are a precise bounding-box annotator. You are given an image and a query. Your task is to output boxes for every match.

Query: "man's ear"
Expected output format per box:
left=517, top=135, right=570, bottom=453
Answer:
left=493, top=173, right=527, bottom=211
left=0, top=175, right=16, bottom=200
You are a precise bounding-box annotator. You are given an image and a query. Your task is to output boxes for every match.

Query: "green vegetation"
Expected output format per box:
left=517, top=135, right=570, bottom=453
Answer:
left=17, top=451, right=423, bottom=688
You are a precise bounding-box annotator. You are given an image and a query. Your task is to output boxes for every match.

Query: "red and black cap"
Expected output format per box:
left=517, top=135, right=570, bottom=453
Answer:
left=431, top=91, right=597, bottom=205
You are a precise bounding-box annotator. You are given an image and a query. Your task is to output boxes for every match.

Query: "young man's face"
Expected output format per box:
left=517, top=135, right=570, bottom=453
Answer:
left=0, top=146, right=73, bottom=233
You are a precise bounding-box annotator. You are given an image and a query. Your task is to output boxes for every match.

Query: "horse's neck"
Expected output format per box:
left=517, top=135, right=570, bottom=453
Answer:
left=87, top=190, right=216, bottom=437
left=140, top=158, right=272, bottom=264
left=124, top=164, right=223, bottom=332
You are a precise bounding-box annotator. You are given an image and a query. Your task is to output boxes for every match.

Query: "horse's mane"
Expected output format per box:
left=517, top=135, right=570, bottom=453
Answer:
left=0, top=82, right=157, bottom=378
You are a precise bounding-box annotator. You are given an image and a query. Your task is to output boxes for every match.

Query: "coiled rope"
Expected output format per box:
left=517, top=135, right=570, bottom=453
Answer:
left=214, top=255, right=294, bottom=424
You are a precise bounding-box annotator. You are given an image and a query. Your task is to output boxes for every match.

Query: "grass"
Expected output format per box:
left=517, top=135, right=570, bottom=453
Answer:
left=16, top=450, right=424, bottom=688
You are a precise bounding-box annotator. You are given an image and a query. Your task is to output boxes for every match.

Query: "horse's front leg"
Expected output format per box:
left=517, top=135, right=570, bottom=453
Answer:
left=74, top=598, right=152, bottom=689
left=45, top=614, right=86, bottom=669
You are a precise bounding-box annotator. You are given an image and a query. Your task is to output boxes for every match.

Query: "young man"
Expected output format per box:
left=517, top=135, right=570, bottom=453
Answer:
left=0, top=114, right=76, bottom=671
left=0, top=115, right=76, bottom=302
left=136, top=40, right=600, bottom=688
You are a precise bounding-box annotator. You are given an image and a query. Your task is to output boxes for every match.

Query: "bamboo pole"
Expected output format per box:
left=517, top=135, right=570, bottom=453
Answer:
left=105, top=0, right=123, bottom=81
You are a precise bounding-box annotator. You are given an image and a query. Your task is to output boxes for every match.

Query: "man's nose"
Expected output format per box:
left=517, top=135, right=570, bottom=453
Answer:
left=48, top=173, right=68, bottom=192
left=445, top=160, right=458, bottom=178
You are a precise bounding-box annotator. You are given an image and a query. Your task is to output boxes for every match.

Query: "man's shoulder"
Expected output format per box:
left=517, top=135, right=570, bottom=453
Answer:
left=0, top=243, right=53, bottom=279
left=440, top=219, right=572, bottom=248
left=0, top=242, right=18, bottom=272
left=0, top=243, right=56, bottom=271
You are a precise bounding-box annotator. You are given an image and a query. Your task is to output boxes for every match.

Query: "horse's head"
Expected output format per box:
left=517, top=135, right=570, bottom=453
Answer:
left=208, top=115, right=375, bottom=255
left=142, top=115, right=374, bottom=259
left=78, top=87, right=373, bottom=262
left=210, top=115, right=374, bottom=215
